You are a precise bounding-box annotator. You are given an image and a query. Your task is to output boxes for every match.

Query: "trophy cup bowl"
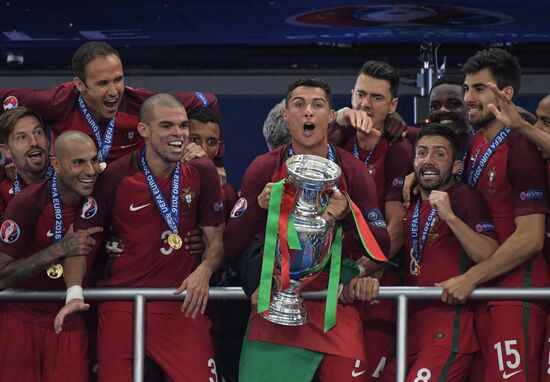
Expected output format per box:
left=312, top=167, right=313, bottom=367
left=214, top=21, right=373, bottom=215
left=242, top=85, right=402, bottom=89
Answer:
left=264, top=154, right=342, bottom=326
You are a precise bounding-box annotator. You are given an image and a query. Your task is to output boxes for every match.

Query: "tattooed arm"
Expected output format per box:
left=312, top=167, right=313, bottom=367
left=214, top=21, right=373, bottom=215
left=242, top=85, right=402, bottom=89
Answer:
left=0, top=224, right=101, bottom=290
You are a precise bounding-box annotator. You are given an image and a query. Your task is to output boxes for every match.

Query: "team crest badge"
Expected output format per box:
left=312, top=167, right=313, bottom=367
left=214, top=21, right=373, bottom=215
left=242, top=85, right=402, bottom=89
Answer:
left=180, top=187, right=195, bottom=206
left=0, top=219, right=20, bottom=243
left=127, top=131, right=135, bottom=141
left=230, top=197, right=248, bottom=218
left=214, top=200, right=224, bottom=212
left=3, top=96, right=18, bottom=111
left=81, top=197, right=98, bottom=219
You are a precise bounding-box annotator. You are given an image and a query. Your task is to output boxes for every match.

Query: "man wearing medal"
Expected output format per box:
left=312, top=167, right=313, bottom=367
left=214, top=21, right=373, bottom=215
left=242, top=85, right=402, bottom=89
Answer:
left=225, top=78, right=390, bottom=382
left=0, top=131, right=102, bottom=382
left=57, top=93, right=225, bottom=381
left=380, top=123, right=498, bottom=381
left=0, top=107, right=54, bottom=216
left=331, top=61, right=415, bottom=380
left=435, top=48, right=550, bottom=382
left=0, top=41, right=221, bottom=165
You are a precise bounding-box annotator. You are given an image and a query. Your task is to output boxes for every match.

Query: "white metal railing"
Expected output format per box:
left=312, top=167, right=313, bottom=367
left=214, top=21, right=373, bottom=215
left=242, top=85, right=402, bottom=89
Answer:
left=0, top=286, right=549, bottom=382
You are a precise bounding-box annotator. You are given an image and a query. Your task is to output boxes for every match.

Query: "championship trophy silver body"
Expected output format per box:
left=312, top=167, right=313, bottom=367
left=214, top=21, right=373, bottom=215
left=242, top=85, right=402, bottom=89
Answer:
left=264, top=154, right=342, bottom=326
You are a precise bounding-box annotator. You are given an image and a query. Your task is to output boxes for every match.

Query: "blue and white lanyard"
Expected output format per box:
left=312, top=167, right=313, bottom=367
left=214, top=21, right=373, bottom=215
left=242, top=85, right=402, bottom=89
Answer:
left=78, top=94, right=115, bottom=163
left=13, top=163, right=54, bottom=195
left=50, top=173, right=64, bottom=243
left=140, top=149, right=181, bottom=233
left=410, top=200, right=437, bottom=265
left=287, top=144, right=336, bottom=164
left=467, top=128, right=511, bottom=188
left=352, top=137, right=381, bottom=166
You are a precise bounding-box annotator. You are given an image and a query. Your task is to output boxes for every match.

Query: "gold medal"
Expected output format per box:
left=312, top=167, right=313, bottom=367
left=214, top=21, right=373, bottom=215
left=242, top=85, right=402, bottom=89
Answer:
left=413, top=262, right=421, bottom=276
left=99, top=162, right=107, bottom=172
left=167, top=233, right=182, bottom=250
left=47, top=263, right=63, bottom=279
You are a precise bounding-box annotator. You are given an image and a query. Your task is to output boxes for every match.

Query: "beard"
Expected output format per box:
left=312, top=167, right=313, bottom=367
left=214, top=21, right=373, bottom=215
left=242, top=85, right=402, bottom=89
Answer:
left=416, top=166, right=454, bottom=193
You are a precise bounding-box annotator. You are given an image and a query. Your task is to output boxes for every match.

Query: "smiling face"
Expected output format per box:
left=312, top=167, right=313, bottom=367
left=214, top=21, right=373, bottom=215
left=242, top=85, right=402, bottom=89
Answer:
left=463, top=68, right=503, bottom=128
left=0, top=115, right=50, bottom=179
left=53, top=135, right=100, bottom=204
left=284, top=85, right=334, bottom=156
left=414, top=135, right=461, bottom=196
left=188, top=120, right=220, bottom=160
left=429, top=84, right=469, bottom=135
left=138, top=105, right=189, bottom=166
left=74, top=53, right=124, bottom=123
left=351, top=74, right=398, bottom=131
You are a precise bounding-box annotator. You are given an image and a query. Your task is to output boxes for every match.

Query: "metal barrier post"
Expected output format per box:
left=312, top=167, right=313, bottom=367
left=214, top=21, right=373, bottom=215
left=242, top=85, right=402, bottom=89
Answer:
left=396, top=294, right=408, bottom=382
left=134, top=295, right=145, bottom=382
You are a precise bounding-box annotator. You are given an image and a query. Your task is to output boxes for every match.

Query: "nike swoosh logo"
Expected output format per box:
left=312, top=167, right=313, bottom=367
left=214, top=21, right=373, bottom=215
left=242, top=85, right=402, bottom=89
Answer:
left=46, top=230, right=53, bottom=237
left=503, top=370, right=523, bottom=379
left=351, top=370, right=366, bottom=377
left=120, top=142, right=139, bottom=149
left=129, top=203, right=150, bottom=212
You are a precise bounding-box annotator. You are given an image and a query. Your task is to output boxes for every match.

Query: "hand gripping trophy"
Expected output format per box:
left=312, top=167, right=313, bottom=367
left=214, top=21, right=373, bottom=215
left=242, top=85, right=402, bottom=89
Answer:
left=257, top=154, right=386, bottom=331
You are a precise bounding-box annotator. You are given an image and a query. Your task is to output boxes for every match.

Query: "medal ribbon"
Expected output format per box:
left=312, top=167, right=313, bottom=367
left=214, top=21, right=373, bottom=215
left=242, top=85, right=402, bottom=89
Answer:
left=50, top=173, right=64, bottom=243
left=13, top=162, right=55, bottom=196
left=455, top=131, right=474, bottom=182
left=410, top=200, right=437, bottom=265
left=342, top=192, right=387, bottom=262
left=352, top=137, right=380, bottom=166
left=467, top=128, right=511, bottom=187
left=140, top=149, right=181, bottom=234
left=258, top=179, right=285, bottom=314
left=277, top=186, right=295, bottom=291
left=78, top=94, right=115, bottom=163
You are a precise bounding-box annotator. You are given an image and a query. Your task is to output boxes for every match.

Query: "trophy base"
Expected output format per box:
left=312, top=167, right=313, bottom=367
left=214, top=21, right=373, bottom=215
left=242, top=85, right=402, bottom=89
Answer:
left=263, top=288, right=308, bottom=326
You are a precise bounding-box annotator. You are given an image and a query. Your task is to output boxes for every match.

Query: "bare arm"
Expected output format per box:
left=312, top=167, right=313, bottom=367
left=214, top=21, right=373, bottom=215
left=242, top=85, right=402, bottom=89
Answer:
left=437, top=214, right=544, bottom=303
left=0, top=225, right=100, bottom=290
left=175, top=223, right=225, bottom=318
left=466, top=214, right=544, bottom=284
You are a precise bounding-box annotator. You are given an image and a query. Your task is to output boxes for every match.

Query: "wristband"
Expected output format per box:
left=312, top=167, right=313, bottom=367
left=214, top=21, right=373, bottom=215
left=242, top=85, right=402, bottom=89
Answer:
left=65, top=285, right=84, bottom=304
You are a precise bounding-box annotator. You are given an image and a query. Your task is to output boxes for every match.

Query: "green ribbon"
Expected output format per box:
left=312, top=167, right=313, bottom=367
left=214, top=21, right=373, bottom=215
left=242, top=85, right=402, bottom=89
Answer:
left=287, top=215, right=301, bottom=250
left=324, top=223, right=342, bottom=332
left=258, top=179, right=285, bottom=313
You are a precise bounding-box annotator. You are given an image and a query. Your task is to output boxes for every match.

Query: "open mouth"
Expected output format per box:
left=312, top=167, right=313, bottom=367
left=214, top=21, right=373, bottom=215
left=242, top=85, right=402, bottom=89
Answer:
left=420, top=168, right=439, bottom=180
left=26, top=149, right=45, bottom=163
left=168, top=140, right=184, bottom=151
left=104, top=99, right=118, bottom=111
left=303, top=122, right=315, bottom=137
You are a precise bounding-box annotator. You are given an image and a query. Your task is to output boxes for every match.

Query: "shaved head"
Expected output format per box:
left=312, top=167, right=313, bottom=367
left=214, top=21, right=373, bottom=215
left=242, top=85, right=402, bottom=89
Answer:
left=140, top=93, right=184, bottom=125
left=54, top=131, right=96, bottom=160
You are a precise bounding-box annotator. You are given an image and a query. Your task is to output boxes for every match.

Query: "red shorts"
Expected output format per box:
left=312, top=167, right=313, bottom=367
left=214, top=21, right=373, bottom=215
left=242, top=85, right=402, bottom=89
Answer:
left=314, top=356, right=368, bottom=382
left=474, top=302, right=546, bottom=382
left=380, top=346, right=473, bottom=382
left=0, top=313, right=89, bottom=382
left=97, top=309, right=217, bottom=382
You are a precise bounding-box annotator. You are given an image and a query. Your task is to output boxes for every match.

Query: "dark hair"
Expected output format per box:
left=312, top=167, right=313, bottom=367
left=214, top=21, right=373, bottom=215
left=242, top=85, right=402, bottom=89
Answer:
left=416, top=123, right=463, bottom=161
left=72, top=41, right=121, bottom=82
left=358, top=61, right=400, bottom=98
left=0, top=107, right=46, bottom=144
left=430, top=75, right=465, bottom=95
left=285, top=78, right=332, bottom=108
left=188, top=106, right=220, bottom=125
left=461, top=48, right=521, bottom=97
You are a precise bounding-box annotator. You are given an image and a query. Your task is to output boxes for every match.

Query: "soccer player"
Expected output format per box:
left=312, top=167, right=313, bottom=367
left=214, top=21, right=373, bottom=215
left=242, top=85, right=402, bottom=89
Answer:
left=336, top=61, right=414, bottom=380
left=0, top=131, right=102, bottom=382
left=225, top=78, right=390, bottom=382
left=0, top=41, right=221, bottom=164
left=437, top=48, right=549, bottom=382
left=56, top=93, right=225, bottom=381
left=0, top=107, right=53, bottom=215
left=380, top=123, right=498, bottom=381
